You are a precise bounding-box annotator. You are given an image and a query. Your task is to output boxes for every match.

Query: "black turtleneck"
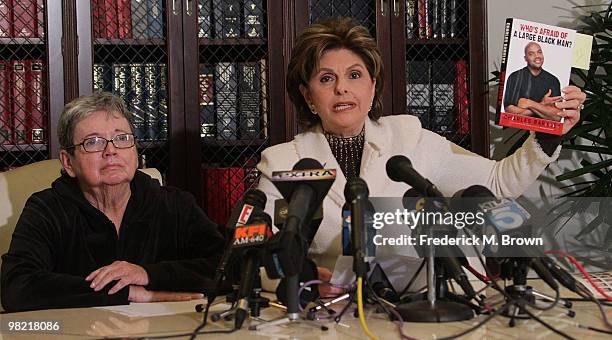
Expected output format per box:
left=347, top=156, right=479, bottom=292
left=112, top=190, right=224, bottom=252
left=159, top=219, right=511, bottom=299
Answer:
left=1, top=171, right=224, bottom=312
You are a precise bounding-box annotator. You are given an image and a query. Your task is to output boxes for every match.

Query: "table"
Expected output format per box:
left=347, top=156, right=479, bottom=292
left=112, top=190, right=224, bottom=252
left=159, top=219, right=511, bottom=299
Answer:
left=0, top=281, right=610, bottom=339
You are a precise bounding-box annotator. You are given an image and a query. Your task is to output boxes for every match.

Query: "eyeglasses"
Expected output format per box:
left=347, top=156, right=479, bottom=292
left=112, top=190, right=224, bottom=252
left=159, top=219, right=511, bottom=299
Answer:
left=66, top=133, right=136, bottom=153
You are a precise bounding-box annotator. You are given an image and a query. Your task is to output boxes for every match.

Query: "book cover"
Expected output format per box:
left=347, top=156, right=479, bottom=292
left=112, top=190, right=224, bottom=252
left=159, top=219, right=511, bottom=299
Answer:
left=417, top=0, right=430, bottom=39
left=215, top=62, right=238, bottom=140
left=440, top=0, right=448, bottom=38
left=12, top=0, right=36, bottom=38
left=36, top=0, right=43, bottom=37
left=147, top=0, right=163, bottom=39
left=92, top=0, right=102, bottom=38
left=129, top=63, right=147, bottom=140
left=112, top=63, right=137, bottom=137
left=406, top=0, right=416, bottom=39
left=131, top=0, right=147, bottom=39
left=103, top=0, right=118, bottom=38
left=431, top=60, right=455, bottom=133
left=259, top=59, right=268, bottom=139
left=25, top=60, right=44, bottom=143
left=117, top=0, right=133, bottom=39
left=158, top=63, right=168, bottom=139
left=214, top=0, right=240, bottom=38
left=243, top=0, right=263, bottom=38
left=198, top=0, right=212, bottom=38
left=238, top=61, right=260, bottom=139
left=199, top=63, right=215, bottom=138
left=431, top=0, right=440, bottom=39
left=455, top=59, right=469, bottom=136
left=202, top=166, right=245, bottom=225
left=0, top=1, right=11, bottom=38
left=406, top=60, right=431, bottom=129
left=93, top=63, right=113, bottom=92
left=10, top=60, right=26, bottom=144
left=449, top=0, right=456, bottom=38
left=143, top=63, right=160, bottom=140
left=496, top=18, right=576, bottom=135
left=0, top=61, right=10, bottom=144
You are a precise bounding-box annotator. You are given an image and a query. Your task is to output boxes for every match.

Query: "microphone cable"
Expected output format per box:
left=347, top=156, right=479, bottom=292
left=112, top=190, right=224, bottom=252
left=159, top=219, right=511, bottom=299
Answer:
left=356, top=277, right=379, bottom=340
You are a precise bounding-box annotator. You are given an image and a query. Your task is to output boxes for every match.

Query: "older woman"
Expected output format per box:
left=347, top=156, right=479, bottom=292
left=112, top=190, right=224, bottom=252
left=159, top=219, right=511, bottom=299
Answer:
left=257, top=18, right=585, bottom=287
left=1, top=92, right=224, bottom=312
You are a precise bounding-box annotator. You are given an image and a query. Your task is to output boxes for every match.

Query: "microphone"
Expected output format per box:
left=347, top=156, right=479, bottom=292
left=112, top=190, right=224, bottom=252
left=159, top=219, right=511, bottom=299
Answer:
left=264, top=158, right=336, bottom=279
left=209, top=189, right=267, bottom=303
left=233, top=211, right=273, bottom=329
left=454, top=185, right=558, bottom=290
left=274, top=198, right=323, bottom=247
left=344, top=177, right=370, bottom=277
left=341, top=200, right=376, bottom=257
left=386, top=155, right=444, bottom=197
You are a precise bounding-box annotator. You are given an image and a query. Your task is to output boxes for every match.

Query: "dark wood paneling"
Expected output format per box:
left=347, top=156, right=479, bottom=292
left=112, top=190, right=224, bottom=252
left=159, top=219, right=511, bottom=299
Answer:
left=468, top=0, right=489, bottom=157
left=167, top=0, right=188, bottom=190
left=62, top=0, right=78, bottom=103
left=376, top=0, right=393, bottom=116
left=390, top=0, right=407, bottom=115
left=268, top=0, right=289, bottom=145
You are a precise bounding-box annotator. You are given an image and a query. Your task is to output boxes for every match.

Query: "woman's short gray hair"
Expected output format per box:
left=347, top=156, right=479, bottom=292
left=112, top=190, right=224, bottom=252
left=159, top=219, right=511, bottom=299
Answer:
left=58, top=92, right=135, bottom=154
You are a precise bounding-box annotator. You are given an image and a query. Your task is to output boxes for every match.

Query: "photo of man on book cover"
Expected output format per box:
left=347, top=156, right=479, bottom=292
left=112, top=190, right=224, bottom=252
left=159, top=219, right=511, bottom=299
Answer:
left=497, top=18, right=576, bottom=135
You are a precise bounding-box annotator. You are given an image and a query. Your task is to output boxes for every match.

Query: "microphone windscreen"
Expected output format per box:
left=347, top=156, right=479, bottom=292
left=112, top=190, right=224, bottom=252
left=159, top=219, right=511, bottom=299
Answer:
left=344, top=177, right=369, bottom=202
left=386, top=155, right=412, bottom=182
left=249, top=210, right=273, bottom=227
left=243, top=188, right=268, bottom=210
left=293, top=158, right=323, bottom=170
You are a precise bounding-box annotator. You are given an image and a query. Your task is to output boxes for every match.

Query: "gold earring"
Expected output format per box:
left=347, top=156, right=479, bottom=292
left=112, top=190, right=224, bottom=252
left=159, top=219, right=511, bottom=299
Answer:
left=308, top=103, right=318, bottom=115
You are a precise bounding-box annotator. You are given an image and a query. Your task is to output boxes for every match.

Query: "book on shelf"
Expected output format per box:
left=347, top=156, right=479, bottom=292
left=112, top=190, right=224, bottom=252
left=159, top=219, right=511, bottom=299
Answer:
left=238, top=61, right=261, bottom=139
left=131, top=0, right=148, bottom=39
left=26, top=60, right=44, bottom=143
left=259, top=59, right=268, bottom=139
left=496, top=18, right=576, bottom=135
left=36, top=0, right=43, bottom=38
left=199, top=63, right=215, bottom=138
left=197, top=0, right=212, bottom=38
left=0, top=61, right=10, bottom=144
left=143, top=63, right=161, bottom=140
left=11, top=60, right=27, bottom=144
left=215, top=62, right=238, bottom=140
left=147, top=0, right=163, bottom=39
left=455, top=59, right=469, bottom=136
left=440, top=0, right=448, bottom=38
left=102, top=0, right=119, bottom=38
left=406, top=0, right=416, bottom=39
left=431, top=60, right=455, bottom=133
left=431, top=0, right=440, bottom=39
left=417, top=0, right=430, bottom=39
left=243, top=0, right=263, bottom=38
left=202, top=166, right=245, bottom=225
left=93, top=63, right=113, bottom=92
left=215, top=0, right=240, bottom=38
left=406, top=60, right=431, bottom=129
left=0, top=0, right=10, bottom=38
left=158, top=64, right=168, bottom=139
left=129, top=63, right=147, bottom=140
left=117, top=0, right=133, bottom=39
left=449, top=0, right=457, bottom=38
left=12, top=0, right=36, bottom=38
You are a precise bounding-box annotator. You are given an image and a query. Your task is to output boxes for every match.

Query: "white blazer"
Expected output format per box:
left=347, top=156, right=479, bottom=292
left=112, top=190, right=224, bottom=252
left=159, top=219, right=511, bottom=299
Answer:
left=257, top=115, right=559, bottom=269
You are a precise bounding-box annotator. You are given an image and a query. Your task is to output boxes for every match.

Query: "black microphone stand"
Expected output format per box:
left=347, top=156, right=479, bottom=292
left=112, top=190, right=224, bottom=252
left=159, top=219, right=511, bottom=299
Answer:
left=496, top=258, right=575, bottom=327
left=394, top=197, right=476, bottom=322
